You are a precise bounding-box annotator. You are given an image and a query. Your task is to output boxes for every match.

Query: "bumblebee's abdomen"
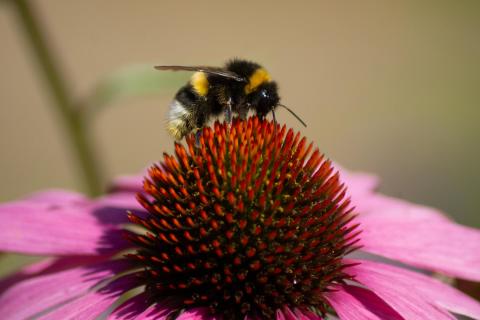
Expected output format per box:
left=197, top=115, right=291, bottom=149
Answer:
left=166, top=85, right=197, bottom=139
left=167, top=99, right=190, bottom=140
left=167, top=84, right=212, bottom=140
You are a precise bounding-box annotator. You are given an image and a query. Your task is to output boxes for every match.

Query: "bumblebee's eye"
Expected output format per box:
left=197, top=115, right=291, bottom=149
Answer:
left=261, top=89, right=268, bottom=98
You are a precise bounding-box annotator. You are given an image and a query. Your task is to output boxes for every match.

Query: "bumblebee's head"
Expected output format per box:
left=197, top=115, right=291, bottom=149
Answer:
left=248, top=82, right=280, bottom=117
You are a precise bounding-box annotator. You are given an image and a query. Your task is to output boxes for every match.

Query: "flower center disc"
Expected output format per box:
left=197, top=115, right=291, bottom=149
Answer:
left=127, top=117, right=359, bottom=319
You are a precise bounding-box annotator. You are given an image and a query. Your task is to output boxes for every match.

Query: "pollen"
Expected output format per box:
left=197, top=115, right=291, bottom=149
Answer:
left=126, top=117, right=360, bottom=319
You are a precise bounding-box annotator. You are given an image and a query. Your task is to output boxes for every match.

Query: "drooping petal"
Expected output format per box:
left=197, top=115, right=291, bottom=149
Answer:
left=95, top=192, right=145, bottom=212
left=325, top=284, right=404, bottom=320
left=277, top=307, right=322, bottom=320
left=337, top=167, right=379, bottom=196
left=276, top=308, right=295, bottom=320
left=0, top=259, right=130, bottom=320
left=344, top=261, right=455, bottom=320
left=37, top=273, right=138, bottom=320
left=0, top=255, right=108, bottom=295
left=23, top=189, right=88, bottom=205
left=176, top=307, right=213, bottom=319
left=107, top=293, right=149, bottom=320
left=354, top=193, right=450, bottom=221
left=109, top=174, right=144, bottom=193
left=291, top=308, right=323, bottom=320
left=108, top=293, right=178, bottom=320
left=0, top=201, right=129, bottom=255
left=357, top=208, right=480, bottom=281
left=91, top=192, right=148, bottom=225
left=347, top=259, right=480, bottom=320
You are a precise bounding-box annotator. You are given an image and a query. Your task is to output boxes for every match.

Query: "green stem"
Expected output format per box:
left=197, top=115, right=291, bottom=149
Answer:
left=10, top=0, right=103, bottom=196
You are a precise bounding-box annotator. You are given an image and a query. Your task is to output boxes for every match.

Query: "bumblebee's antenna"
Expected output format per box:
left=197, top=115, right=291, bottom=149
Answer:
left=277, top=104, right=307, bottom=127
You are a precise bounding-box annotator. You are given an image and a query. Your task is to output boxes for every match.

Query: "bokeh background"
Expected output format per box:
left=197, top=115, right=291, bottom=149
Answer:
left=0, top=1, right=479, bottom=274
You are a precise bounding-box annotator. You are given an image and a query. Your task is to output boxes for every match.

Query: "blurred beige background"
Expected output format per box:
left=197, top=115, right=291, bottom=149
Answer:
left=0, top=1, right=479, bottom=228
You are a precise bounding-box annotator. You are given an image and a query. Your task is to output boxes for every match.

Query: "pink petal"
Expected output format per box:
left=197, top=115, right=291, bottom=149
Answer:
left=37, top=273, right=138, bottom=320
left=337, top=167, right=379, bottom=196
left=357, top=208, right=480, bottom=281
left=354, top=193, right=451, bottom=221
left=325, top=285, right=404, bottom=320
left=0, top=259, right=130, bottom=320
left=108, top=293, right=178, bottom=320
left=109, top=174, right=144, bottom=193
left=176, top=307, right=213, bottom=319
left=108, top=293, right=149, bottom=320
left=0, top=200, right=129, bottom=255
left=0, top=255, right=108, bottom=295
left=0, top=189, right=148, bottom=256
left=344, top=261, right=455, bottom=320
left=23, top=189, right=88, bottom=205
left=276, top=308, right=294, bottom=320
left=347, top=259, right=480, bottom=319
left=291, top=308, right=323, bottom=320
left=95, top=192, right=145, bottom=211
left=277, top=307, right=322, bottom=320
left=91, top=192, right=148, bottom=225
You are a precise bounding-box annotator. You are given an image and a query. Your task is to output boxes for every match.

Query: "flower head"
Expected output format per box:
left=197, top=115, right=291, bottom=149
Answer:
left=0, top=118, right=479, bottom=320
left=127, top=118, right=359, bottom=318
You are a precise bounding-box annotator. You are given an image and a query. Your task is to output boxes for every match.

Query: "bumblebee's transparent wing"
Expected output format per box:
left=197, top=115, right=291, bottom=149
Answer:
left=155, top=65, right=246, bottom=82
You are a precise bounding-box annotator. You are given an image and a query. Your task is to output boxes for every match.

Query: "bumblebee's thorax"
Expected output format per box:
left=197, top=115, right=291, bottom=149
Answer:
left=188, top=60, right=273, bottom=100
left=162, top=59, right=281, bottom=140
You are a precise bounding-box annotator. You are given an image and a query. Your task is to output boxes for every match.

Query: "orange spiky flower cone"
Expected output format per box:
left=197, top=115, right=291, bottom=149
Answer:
left=126, top=117, right=360, bottom=319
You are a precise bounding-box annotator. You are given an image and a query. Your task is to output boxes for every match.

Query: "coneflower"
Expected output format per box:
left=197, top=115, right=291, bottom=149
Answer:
left=0, top=117, right=479, bottom=320
left=127, top=118, right=359, bottom=319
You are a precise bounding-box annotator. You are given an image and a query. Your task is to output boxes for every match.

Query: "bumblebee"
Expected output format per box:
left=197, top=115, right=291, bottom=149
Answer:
left=156, top=58, right=306, bottom=140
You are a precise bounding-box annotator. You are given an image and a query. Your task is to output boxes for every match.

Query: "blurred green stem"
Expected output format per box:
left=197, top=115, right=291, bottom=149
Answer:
left=11, top=0, right=103, bottom=196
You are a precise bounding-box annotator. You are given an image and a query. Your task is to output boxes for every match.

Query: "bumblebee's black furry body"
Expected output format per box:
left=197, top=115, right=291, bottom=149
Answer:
left=160, top=59, right=280, bottom=139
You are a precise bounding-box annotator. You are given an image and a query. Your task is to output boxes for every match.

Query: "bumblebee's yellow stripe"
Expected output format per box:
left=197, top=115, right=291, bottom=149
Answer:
left=190, top=72, right=209, bottom=96
left=244, top=68, right=271, bottom=94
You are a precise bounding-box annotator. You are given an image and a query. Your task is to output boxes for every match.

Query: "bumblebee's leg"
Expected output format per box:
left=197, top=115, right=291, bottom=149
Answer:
left=238, top=104, right=248, bottom=120
left=225, top=97, right=233, bottom=124
left=192, top=105, right=208, bottom=147
left=194, top=128, right=202, bottom=147
left=271, top=109, right=277, bottom=137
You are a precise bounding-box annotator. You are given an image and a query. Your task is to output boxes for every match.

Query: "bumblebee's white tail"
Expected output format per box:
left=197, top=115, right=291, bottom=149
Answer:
left=167, top=99, right=189, bottom=140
